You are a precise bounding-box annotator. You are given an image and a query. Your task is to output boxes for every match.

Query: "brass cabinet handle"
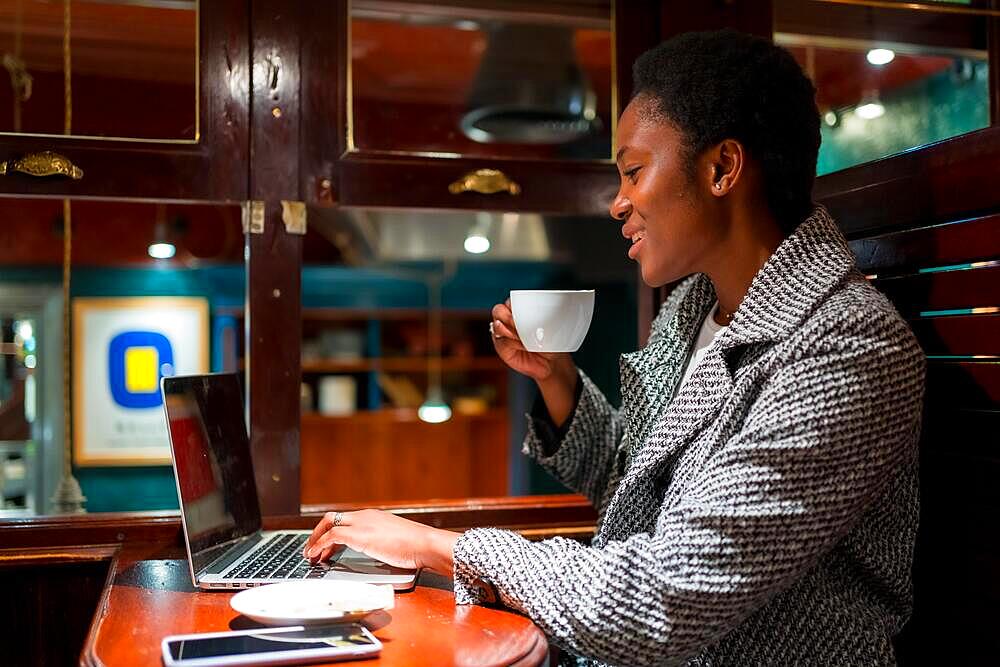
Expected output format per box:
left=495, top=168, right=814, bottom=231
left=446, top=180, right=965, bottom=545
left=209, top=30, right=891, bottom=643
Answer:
left=0, top=151, right=83, bottom=180
left=448, top=168, right=520, bottom=196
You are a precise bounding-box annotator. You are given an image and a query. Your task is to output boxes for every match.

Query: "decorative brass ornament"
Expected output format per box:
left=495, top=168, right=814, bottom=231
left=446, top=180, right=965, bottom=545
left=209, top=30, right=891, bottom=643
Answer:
left=448, top=168, right=521, bottom=196
left=0, top=151, right=83, bottom=179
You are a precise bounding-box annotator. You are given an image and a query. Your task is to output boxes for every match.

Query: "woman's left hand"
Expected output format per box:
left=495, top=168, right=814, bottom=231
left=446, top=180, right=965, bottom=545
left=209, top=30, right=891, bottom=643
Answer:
left=302, top=509, right=458, bottom=575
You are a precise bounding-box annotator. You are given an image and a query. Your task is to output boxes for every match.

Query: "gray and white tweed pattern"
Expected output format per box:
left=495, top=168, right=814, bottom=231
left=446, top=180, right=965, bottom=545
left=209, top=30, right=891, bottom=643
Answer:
left=452, top=207, right=925, bottom=666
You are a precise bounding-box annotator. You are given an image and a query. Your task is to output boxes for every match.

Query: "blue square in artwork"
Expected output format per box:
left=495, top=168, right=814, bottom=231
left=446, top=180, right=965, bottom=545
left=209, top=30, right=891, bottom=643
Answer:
left=107, top=330, right=174, bottom=409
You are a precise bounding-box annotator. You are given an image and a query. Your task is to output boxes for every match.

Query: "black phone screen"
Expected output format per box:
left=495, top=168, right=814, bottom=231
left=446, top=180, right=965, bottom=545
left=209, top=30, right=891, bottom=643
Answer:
left=166, top=625, right=376, bottom=661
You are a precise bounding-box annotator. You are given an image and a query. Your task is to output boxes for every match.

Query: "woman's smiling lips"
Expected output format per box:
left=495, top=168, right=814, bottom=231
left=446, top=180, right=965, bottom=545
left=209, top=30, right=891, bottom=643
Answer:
left=628, top=236, right=644, bottom=260
left=622, top=223, right=646, bottom=259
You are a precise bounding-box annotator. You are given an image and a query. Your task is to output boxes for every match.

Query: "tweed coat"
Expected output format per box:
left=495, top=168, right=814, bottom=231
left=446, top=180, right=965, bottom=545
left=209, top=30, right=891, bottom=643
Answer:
left=452, top=207, right=925, bottom=666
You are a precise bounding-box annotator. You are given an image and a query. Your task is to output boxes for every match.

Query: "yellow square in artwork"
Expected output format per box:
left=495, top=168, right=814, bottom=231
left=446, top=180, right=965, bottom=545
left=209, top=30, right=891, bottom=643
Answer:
left=125, top=346, right=159, bottom=393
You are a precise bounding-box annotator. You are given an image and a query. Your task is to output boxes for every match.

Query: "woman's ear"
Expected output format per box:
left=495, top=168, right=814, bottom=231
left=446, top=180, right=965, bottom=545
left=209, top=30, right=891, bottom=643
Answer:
left=708, top=139, right=745, bottom=197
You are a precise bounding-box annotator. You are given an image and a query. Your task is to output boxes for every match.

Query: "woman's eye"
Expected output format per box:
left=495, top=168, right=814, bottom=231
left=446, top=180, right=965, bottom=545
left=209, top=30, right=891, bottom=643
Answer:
left=624, top=167, right=641, bottom=182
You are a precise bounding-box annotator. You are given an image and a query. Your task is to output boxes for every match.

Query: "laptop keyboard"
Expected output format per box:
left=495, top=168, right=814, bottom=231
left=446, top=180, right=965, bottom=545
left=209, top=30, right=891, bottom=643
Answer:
left=227, top=534, right=332, bottom=580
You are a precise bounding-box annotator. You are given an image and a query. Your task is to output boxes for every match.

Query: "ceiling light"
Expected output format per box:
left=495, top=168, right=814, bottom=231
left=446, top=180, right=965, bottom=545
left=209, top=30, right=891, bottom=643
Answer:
left=418, top=392, right=452, bottom=424
left=855, top=100, right=885, bottom=120
left=463, top=234, right=490, bottom=254
left=418, top=272, right=452, bottom=424
left=464, top=212, right=492, bottom=255
left=866, top=48, right=895, bottom=66
left=149, top=204, right=177, bottom=260
left=16, top=321, right=33, bottom=341
left=148, top=242, right=176, bottom=259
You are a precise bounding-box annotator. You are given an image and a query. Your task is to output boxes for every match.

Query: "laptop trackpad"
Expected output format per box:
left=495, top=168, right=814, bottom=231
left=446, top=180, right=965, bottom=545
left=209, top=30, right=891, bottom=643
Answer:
left=327, top=547, right=415, bottom=577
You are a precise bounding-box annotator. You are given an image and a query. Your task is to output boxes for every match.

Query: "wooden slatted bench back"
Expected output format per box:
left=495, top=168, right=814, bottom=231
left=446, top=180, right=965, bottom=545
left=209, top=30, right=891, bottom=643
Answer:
left=817, top=127, right=1000, bottom=665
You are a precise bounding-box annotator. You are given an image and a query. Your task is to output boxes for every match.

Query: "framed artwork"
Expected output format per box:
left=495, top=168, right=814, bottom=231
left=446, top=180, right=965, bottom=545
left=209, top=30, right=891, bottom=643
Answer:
left=73, top=296, right=209, bottom=466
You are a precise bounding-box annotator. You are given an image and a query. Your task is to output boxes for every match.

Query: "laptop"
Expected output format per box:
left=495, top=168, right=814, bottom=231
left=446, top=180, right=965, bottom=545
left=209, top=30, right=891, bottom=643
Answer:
left=161, top=372, right=417, bottom=591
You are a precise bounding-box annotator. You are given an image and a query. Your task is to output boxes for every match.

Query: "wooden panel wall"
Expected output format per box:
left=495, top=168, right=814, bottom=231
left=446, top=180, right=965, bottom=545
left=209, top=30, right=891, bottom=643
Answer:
left=300, top=410, right=509, bottom=504
left=817, top=126, right=1000, bottom=665
left=0, top=550, right=114, bottom=667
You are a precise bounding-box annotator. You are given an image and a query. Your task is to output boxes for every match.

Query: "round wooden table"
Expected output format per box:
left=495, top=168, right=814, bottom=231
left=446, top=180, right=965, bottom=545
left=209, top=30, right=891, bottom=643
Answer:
left=84, top=557, right=548, bottom=666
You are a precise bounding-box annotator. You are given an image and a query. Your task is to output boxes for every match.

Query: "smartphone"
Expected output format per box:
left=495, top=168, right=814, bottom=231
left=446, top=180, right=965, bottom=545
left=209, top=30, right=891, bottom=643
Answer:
left=161, top=624, right=381, bottom=667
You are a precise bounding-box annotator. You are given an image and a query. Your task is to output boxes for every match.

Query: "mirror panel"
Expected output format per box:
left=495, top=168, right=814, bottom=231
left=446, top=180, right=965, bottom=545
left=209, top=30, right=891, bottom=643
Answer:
left=0, top=0, right=197, bottom=141
left=350, top=0, right=615, bottom=161
left=0, top=198, right=244, bottom=516
left=775, top=0, right=990, bottom=175
left=296, top=207, right=637, bottom=505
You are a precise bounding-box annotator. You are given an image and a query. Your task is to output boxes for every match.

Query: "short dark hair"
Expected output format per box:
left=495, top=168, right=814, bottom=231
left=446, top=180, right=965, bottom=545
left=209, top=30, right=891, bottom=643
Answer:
left=632, top=29, right=820, bottom=234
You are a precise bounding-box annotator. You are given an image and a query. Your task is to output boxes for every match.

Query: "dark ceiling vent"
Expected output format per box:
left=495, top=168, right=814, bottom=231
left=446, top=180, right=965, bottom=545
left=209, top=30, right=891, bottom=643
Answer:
left=461, top=23, right=596, bottom=144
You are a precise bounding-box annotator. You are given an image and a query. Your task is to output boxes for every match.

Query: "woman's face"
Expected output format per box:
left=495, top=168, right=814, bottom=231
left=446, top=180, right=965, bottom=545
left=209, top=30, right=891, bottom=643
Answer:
left=610, top=99, right=721, bottom=287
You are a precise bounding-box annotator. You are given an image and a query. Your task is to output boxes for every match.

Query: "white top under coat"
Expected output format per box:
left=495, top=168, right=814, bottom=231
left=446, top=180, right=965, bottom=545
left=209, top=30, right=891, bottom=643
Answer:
left=678, top=302, right=728, bottom=389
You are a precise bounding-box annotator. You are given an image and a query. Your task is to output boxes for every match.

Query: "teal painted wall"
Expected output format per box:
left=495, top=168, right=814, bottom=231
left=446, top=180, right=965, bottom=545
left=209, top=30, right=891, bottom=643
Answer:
left=73, top=267, right=243, bottom=511
left=0, top=265, right=246, bottom=512
left=3, top=260, right=633, bottom=510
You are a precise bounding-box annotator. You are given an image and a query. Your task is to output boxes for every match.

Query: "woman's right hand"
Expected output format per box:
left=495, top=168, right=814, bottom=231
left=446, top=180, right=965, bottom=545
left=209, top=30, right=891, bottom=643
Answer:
left=490, top=299, right=573, bottom=383
left=491, top=299, right=580, bottom=427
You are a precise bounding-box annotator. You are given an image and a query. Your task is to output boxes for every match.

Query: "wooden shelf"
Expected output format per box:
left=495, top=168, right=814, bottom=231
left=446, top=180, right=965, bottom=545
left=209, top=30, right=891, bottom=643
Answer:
left=301, top=408, right=506, bottom=423
left=301, top=357, right=505, bottom=373
left=216, top=306, right=492, bottom=321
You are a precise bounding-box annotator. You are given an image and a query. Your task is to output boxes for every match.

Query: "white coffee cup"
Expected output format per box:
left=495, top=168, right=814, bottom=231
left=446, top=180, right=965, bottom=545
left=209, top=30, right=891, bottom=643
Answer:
left=510, top=290, right=594, bottom=353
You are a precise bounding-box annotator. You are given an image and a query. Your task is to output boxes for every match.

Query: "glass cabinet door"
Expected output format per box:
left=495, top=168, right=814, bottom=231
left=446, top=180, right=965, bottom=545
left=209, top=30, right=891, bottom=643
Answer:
left=349, top=0, right=615, bottom=161
left=774, top=0, right=991, bottom=175
left=0, top=0, right=197, bottom=142
left=0, top=0, right=246, bottom=202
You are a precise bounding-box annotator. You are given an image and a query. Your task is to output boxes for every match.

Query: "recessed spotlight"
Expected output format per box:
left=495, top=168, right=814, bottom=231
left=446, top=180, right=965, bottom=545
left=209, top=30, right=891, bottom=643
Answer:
left=148, top=242, right=176, bottom=259
left=855, top=101, right=885, bottom=120
left=866, top=48, right=895, bottom=66
left=463, top=234, right=490, bottom=254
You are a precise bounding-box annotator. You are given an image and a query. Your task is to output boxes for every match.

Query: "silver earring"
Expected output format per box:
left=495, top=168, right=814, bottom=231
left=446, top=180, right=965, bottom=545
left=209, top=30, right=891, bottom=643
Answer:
left=714, top=182, right=723, bottom=191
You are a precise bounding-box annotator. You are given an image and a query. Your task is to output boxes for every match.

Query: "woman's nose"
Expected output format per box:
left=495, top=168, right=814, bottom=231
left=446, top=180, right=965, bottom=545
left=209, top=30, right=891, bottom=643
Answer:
left=609, top=193, right=631, bottom=221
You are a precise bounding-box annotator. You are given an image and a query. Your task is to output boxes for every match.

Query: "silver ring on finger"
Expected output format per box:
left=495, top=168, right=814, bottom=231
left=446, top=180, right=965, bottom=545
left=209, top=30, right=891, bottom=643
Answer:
left=333, top=512, right=343, bottom=527
left=489, top=321, right=496, bottom=338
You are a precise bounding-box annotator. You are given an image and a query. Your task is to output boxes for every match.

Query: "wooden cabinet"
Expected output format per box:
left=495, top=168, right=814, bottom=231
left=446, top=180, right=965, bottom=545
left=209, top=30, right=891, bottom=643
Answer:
left=0, top=0, right=248, bottom=201
left=301, top=409, right=509, bottom=504
left=295, top=0, right=665, bottom=215
left=0, top=0, right=772, bottom=210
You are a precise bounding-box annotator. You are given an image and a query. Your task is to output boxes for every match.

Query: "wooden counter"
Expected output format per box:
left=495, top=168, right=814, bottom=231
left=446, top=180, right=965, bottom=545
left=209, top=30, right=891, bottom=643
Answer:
left=1, top=504, right=595, bottom=666
left=84, top=552, right=548, bottom=667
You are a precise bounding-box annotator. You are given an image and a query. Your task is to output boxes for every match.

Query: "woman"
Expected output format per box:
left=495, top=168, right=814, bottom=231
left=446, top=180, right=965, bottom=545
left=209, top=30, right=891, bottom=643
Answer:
left=304, top=30, right=924, bottom=665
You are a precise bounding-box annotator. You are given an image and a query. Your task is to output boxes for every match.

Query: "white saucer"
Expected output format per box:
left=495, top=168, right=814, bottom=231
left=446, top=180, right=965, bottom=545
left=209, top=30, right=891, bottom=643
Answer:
left=230, top=580, right=394, bottom=626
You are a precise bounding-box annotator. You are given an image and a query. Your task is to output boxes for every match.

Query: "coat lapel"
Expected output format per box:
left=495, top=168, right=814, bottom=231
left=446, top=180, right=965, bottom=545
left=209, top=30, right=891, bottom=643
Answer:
left=631, top=345, right=733, bottom=472
left=600, top=279, right=718, bottom=540
left=599, top=206, right=858, bottom=541
left=618, top=275, right=715, bottom=451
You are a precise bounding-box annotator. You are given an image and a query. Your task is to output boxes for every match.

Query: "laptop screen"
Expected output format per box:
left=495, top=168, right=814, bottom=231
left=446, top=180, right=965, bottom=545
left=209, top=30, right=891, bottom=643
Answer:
left=162, top=373, right=261, bottom=574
